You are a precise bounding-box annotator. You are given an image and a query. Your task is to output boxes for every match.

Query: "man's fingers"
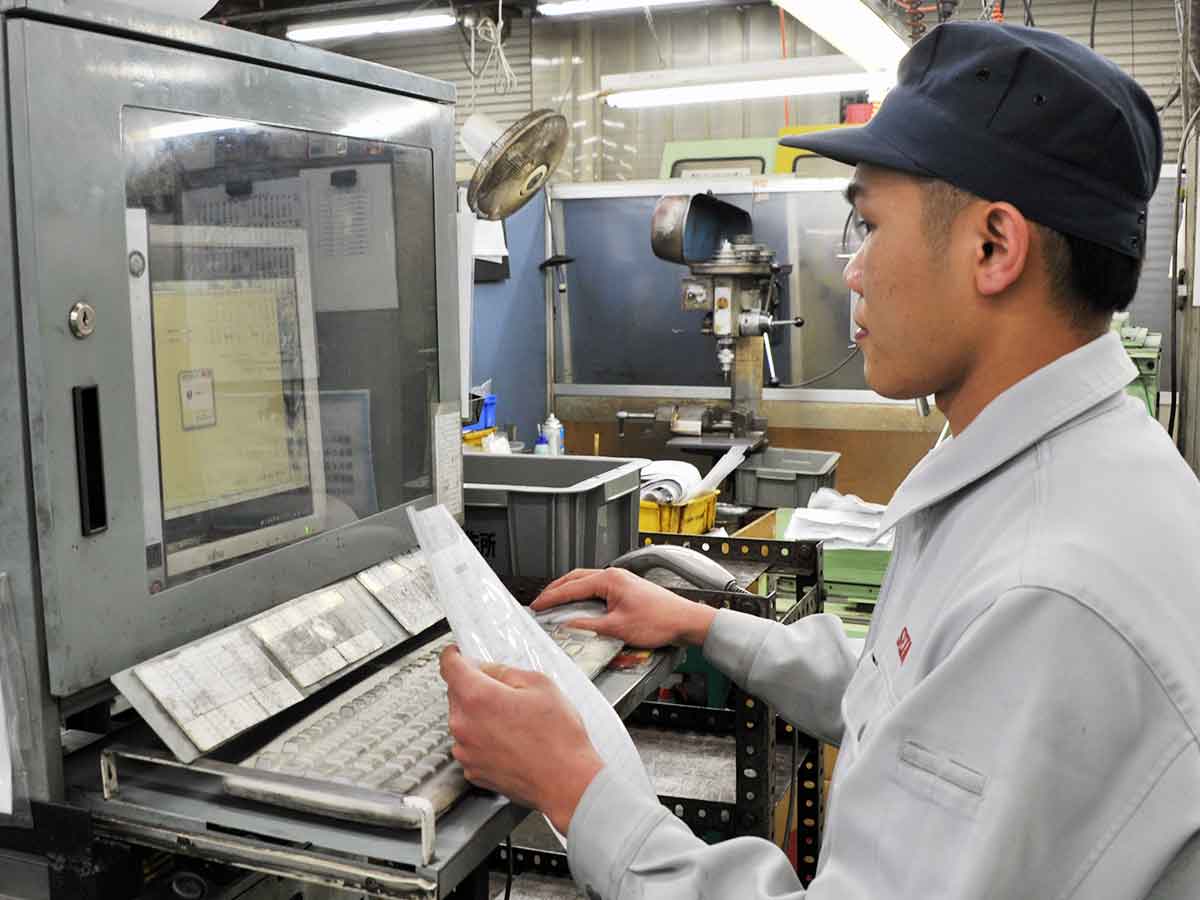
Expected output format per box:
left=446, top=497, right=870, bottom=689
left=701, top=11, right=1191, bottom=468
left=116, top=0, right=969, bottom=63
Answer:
left=532, top=570, right=611, bottom=611
left=539, top=568, right=602, bottom=596
left=479, top=661, right=545, bottom=690
left=439, top=644, right=466, bottom=680
left=440, top=646, right=505, bottom=706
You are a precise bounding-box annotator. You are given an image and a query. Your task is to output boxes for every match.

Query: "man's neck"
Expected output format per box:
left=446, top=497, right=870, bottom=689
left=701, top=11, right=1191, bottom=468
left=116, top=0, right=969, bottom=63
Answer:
left=936, top=321, right=1105, bottom=435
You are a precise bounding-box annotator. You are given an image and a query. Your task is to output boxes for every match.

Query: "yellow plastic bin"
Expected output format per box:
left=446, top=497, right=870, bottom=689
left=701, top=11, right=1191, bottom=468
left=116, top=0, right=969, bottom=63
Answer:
left=639, top=490, right=720, bottom=534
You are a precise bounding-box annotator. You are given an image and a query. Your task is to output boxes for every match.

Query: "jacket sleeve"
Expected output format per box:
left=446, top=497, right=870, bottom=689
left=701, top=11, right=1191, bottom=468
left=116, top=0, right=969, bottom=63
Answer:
left=567, top=765, right=809, bottom=900
left=567, top=588, right=1198, bottom=900
left=701, top=608, right=858, bottom=745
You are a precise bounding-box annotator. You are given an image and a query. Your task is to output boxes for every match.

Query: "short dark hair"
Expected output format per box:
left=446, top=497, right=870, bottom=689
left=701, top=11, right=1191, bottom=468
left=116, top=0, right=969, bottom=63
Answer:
left=918, top=179, right=1143, bottom=329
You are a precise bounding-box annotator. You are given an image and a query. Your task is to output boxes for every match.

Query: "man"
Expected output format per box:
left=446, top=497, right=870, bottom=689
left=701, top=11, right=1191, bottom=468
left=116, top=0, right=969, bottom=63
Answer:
left=440, top=21, right=1200, bottom=898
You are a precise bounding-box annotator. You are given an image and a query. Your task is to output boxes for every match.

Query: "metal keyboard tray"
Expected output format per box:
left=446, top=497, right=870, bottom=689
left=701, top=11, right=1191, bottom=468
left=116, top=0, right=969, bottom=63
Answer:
left=65, top=639, right=684, bottom=900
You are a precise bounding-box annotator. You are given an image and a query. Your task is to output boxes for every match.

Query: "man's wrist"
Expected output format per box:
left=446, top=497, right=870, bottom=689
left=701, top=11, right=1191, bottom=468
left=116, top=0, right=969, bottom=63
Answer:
left=545, top=752, right=604, bottom=835
left=679, top=602, right=718, bottom=647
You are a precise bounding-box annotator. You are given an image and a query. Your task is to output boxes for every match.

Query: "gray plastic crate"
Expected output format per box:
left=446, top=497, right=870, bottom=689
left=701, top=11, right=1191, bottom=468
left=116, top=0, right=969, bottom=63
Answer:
left=463, top=455, right=649, bottom=579
left=734, top=448, right=840, bottom=509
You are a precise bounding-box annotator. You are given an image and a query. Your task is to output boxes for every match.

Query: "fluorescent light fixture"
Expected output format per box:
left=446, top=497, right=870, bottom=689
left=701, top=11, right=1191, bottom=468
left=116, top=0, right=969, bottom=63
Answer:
left=539, top=0, right=707, bottom=15
left=773, top=0, right=907, bottom=72
left=147, top=117, right=251, bottom=140
left=287, top=12, right=456, bottom=42
left=602, top=56, right=891, bottom=110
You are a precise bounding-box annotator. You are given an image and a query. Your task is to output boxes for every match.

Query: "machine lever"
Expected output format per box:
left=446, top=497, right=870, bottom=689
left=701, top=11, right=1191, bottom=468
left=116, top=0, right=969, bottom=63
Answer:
left=763, top=333, right=779, bottom=388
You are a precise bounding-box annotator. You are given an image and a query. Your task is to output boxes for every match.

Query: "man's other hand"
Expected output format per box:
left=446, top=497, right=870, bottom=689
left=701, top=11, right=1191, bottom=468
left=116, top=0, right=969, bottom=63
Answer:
left=439, top=645, right=603, bottom=834
left=532, top=567, right=717, bottom=648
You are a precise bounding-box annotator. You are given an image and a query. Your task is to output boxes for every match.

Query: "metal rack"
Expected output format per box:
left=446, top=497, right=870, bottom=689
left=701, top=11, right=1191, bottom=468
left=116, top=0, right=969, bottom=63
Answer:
left=495, top=558, right=825, bottom=890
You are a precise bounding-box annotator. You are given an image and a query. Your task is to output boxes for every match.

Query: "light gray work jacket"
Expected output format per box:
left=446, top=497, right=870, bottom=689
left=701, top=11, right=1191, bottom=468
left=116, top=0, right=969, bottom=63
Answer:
left=568, top=332, right=1200, bottom=899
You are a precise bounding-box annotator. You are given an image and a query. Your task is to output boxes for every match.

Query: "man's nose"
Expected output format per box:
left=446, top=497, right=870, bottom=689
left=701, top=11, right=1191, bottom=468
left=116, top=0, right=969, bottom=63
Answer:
left=843, top=247, right=863, bottom=294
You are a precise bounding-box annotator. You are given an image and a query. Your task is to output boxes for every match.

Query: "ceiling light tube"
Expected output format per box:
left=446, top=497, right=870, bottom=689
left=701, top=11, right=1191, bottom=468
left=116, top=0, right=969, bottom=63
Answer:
left=601, top=56, right=890, bottom=110
left=606, top=72, right=885, bottom=109
left=539, top=0, right=708, bottom=17
left=287, top=13, right=457, bottom=42
left=772, top=0, right=907, bottom=72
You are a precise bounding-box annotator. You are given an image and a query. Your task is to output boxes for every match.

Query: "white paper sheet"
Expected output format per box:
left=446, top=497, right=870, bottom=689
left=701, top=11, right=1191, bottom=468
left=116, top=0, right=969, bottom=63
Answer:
left=639, top=460, right=702, bottom=504
left=473, top=218, right=509, bottom=260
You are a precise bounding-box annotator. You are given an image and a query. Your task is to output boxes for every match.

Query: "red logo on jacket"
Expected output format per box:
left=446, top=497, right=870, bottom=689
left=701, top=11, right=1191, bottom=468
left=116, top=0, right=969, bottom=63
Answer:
left=897, top=627, right=912, bottom=664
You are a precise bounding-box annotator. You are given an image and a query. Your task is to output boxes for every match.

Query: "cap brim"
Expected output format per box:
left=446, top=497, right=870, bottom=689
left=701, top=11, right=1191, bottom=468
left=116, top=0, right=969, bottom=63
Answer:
left=781, top=125, right=936, bottom=178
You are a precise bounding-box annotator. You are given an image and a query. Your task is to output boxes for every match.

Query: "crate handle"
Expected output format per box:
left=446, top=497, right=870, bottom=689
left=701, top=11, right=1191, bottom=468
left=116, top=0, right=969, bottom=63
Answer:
left=756, top=469, right=796, bottom=481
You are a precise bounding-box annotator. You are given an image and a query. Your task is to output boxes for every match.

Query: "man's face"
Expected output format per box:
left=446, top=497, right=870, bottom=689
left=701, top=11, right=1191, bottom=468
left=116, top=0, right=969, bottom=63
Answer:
left=843, top=165, right=979, bottom=400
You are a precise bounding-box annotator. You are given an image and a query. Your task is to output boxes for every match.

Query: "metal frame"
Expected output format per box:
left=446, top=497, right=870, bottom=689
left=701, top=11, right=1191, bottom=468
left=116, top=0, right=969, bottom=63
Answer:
left=636, top=530, right=822, bottom=581
left=0, top=3, right=502, bottom=897
left=0, top=0, right=460, bottom=712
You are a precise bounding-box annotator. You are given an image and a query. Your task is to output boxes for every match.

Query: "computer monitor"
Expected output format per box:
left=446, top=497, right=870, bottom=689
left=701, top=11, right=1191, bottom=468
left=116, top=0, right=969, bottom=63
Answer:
left=130, top=221, right=325, bottom=587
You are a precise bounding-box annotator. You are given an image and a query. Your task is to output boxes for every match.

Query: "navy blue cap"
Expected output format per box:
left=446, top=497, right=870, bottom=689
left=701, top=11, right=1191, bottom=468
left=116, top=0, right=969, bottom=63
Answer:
left=782, top=22, right=1162, bottom=259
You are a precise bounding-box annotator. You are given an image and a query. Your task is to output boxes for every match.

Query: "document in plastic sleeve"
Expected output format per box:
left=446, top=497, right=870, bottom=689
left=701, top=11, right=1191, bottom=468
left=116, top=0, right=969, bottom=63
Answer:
left=356, top=550, right=444, bottom=634
left=408, top=504, right=655, bottom=835
left=133, top=629, right=303, bottom=752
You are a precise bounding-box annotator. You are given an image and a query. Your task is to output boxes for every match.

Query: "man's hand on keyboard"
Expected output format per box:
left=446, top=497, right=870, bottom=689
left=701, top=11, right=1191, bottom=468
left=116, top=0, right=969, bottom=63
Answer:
left=532, top=567, right=717, bottom=649
left=439, top=645, right=604, bottom=834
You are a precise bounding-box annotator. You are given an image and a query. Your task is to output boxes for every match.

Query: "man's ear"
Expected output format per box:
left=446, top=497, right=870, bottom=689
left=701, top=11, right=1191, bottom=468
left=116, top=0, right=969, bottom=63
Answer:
left=974, top=202, right=1031, bottom=297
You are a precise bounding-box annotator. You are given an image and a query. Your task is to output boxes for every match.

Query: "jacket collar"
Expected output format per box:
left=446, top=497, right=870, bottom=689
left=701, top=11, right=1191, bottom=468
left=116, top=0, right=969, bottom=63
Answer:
left=876, top=331, right=1138, bottom=537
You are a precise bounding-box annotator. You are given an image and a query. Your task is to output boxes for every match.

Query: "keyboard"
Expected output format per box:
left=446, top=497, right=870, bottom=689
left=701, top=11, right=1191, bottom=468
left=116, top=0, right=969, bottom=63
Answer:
left=224, top=624, right=624, bottom=828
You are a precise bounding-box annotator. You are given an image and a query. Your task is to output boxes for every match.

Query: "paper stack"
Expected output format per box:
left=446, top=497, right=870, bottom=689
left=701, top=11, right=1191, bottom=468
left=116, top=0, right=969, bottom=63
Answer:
left=783, top=487, right=892, bottom=550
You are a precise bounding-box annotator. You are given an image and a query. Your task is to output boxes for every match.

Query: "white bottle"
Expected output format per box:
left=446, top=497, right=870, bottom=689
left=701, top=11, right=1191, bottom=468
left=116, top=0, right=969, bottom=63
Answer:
left=543, top=414, right=563, bottom=455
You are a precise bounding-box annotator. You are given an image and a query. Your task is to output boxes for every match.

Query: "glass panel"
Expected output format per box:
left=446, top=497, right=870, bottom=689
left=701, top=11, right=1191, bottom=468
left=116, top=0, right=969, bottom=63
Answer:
left=123, top=109, right=439, bottom=588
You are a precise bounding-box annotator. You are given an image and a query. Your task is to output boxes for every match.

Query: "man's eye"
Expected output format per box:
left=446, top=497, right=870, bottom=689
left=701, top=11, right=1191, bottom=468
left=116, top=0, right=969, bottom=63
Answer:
left=852, top=214, right=874, bottom=237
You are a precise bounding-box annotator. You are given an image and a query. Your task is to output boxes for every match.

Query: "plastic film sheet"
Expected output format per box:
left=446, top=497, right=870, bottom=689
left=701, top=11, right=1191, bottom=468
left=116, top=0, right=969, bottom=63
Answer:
left=408, top=505, right=654, bottom=838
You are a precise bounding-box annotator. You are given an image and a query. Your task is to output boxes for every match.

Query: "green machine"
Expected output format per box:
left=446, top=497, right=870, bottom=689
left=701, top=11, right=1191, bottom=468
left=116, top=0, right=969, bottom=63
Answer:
left=1113, top=312, right=1162, bottom=417
left=659, top=137, right=783, bottom=179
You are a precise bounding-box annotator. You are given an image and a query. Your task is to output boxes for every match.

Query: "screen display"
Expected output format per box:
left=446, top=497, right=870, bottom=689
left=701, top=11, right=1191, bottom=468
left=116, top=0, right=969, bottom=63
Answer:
left=124, top=109, right=440, bottom=588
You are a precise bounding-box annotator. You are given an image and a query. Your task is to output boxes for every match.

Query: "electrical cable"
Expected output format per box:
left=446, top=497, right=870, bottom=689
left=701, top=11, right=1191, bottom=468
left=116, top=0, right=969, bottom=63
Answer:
left=1167, top=108, right=1200, bottom=446
left=458, top=0, right=518, bottom=111
left=643, top=4, right=668, bottom=67
left=1168, top=0, right=1196, bottom=447
left=1159, top=83, right=1182, bottom=113
left=776, top=346, right=861, bottom=388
